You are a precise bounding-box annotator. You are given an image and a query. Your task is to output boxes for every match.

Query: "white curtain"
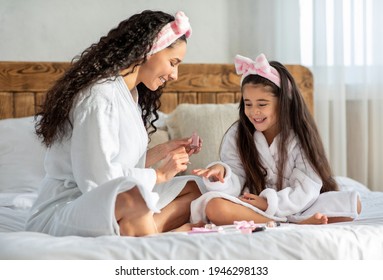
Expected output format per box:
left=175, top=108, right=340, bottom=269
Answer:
left=249, top=0, right=383, bottom=191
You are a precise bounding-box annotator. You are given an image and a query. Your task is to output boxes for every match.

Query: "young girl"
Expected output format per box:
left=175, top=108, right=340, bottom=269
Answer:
left=191, top=53, right=361, bottom=225
left=25, top=10, right=205, bottom=237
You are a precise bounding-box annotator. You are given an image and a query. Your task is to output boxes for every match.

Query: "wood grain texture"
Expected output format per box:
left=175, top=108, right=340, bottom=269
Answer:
left=0, top=62, right=70, bottom=92
left=0, top=62, right=313, bottom=119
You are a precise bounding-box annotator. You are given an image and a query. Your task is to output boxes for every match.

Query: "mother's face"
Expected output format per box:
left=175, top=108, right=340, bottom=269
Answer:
left=138, top=40, right=187, bottom=91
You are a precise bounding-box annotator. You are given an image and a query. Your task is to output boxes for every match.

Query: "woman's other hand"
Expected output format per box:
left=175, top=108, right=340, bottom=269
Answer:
left=155, top=146, right=190, bottom=184
left=146, top=137, right=194, bottom=167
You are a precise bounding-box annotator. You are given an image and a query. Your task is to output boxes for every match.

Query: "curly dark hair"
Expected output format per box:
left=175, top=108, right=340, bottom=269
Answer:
left=35, top=10, right=186, bottom=147
left=234, top=61, right=338, bottom=195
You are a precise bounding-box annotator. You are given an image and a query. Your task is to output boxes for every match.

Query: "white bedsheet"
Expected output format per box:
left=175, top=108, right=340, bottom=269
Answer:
left=0, top=178, right=383, bottom=260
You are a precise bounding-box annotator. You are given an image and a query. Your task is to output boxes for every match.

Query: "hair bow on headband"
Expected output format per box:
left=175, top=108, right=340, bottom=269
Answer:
left=150, top=11, right=192, bottom=55
left=234, top=53, right=281, bottom=87
left=172, top=11, right=192, bottom=37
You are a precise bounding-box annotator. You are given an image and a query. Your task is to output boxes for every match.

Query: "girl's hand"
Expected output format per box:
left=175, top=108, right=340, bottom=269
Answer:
left=192, top=164, right=225, bottom=183
left=155, top=147, right=189, bottom=184
left=239, top=192, right=268, bottom=211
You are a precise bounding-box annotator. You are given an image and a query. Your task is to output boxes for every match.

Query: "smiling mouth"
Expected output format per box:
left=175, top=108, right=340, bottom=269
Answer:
left=159, top=77, right=166, bottom=84
left=253, top=117, right=266, bottom=123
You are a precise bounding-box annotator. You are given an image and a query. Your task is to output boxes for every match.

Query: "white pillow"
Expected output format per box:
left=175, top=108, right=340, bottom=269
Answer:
left=0, top=117, right=46, bottom=193
left=148, top=128, right=170, bottom=149
left=166, top=103, right=239, bottom=175
left=152, top=111, right=169, bottom=129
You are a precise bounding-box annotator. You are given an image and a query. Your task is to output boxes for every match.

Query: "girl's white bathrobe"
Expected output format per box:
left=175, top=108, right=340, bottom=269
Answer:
left=25, top=76, right=204, bottom=237
left=190, top=123, right=359, bottom=223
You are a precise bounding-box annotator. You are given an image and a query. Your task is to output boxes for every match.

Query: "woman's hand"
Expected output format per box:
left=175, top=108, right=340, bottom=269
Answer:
left=146, top=135, right=202, bottom=167
left=239, top=193, right=268, bottom=211
left=155, top=146, right=190, bottom=184
left=192, top=163, right=226, bottom=183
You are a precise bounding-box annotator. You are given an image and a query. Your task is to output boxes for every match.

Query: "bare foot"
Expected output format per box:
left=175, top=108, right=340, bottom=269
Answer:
left=115, top=187, right=158, bottom=236
left=298, top=213, right=328, bottom=225
left=171, top=221, right=206, bottom=232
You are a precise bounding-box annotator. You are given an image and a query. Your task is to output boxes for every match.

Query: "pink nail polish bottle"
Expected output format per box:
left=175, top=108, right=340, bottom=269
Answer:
left=190, top=131, right=199, bottom=149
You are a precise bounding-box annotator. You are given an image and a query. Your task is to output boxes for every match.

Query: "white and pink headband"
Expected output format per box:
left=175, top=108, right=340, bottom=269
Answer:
left=234, top=53, right=281, bottom=87
left=149, top=11, right=192, bottom=55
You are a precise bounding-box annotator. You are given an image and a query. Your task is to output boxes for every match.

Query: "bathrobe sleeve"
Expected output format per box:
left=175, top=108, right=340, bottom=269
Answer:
left=259, top=142, right=323, bottom=218
left=201, top=124, right=243, bottom=197
left=71, top=92, right=157, bottom=194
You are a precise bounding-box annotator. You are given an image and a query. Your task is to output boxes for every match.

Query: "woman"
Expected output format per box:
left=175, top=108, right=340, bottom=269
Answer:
left=25, top=10, right=204, bottom=237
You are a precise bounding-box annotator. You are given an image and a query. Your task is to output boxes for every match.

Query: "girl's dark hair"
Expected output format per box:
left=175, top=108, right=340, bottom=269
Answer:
left=234, top=61, right=338, bottom=195
left=35, top=10, right=186, bottom=147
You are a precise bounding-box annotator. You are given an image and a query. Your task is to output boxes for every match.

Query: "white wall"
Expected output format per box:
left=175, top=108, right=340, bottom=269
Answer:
left=0, top=0, right=289, bottom=63
left=0, top=0, right=271, bottom=63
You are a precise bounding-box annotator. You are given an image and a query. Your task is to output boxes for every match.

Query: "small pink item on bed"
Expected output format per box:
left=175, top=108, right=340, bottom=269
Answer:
left=234, top=220, right=256, bottom=229
left=188, top=223, right=223, bottom=234
left=234, top=220, right=257, bottom=234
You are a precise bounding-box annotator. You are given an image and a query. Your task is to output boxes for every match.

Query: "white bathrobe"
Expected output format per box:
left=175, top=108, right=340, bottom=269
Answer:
left=191, top=123, right=359, bottom=223
left=25, top=76, right=203, bottom=236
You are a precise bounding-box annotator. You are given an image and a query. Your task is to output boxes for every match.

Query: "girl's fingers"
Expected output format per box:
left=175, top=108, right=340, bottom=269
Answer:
left=242, top=193, right=256, bottom=200
left=192, top=168, right=209, bottom=176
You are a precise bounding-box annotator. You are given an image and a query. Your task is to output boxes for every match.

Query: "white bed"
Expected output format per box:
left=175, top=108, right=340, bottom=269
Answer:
left=1, top=116, right=383, bottom=260
left=1, top=179, right=383, bottom=259
left=1, top=62, right=383, bottom=260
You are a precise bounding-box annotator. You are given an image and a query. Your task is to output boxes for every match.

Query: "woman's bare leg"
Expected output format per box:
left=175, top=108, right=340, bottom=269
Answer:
left=115, top=187, right=157, bottom=237
left=154, top=181, right=202, bottom=232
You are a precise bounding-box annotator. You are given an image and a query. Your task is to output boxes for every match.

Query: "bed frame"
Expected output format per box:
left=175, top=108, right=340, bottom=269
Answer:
left=0, top=62, right=313, bottom=119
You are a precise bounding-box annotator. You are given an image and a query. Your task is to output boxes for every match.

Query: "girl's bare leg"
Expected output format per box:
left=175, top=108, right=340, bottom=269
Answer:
left=205, top=198, right=272, bottom=225
left=299, top=213, right=356, bottom=224
left=206, top=198, right=348, bottom=226
left=298, top=213, right=328, bottom=224
left=154, top=181, right=202, bottom=232
left=205, top=195, right=363, bottom=226
left=115, top=187, right=158, bottom=237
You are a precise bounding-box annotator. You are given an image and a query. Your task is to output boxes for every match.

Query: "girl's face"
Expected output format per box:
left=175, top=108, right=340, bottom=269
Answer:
left=242, top=83, right=279, bottom=144
left=138, top=40, right=187, bottom=91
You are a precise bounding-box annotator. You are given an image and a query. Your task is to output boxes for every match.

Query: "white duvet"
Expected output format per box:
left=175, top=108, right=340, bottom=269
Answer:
left=1, top=177, right=383, bottom=260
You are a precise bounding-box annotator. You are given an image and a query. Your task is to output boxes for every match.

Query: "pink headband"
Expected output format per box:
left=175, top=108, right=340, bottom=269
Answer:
left=149, top=11, right=192, bottom=55
left=234, top=53, right=281, bottom=88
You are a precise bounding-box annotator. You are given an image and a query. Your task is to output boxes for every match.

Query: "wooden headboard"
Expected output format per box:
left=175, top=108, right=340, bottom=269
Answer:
left=0, top=62, right=313, bottom=119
